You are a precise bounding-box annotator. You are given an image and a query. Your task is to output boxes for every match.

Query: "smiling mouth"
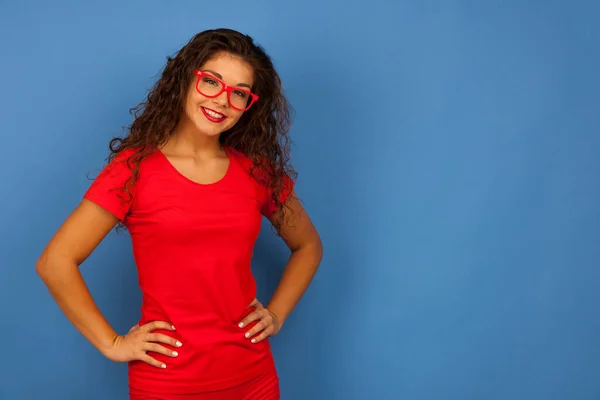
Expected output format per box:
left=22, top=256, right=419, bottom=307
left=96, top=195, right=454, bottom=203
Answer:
left=201, top=107, right=226, bottom=123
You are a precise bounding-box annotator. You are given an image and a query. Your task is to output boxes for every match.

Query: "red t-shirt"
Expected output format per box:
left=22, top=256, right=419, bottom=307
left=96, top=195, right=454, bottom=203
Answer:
left=83, top=146, right=294, bottom=394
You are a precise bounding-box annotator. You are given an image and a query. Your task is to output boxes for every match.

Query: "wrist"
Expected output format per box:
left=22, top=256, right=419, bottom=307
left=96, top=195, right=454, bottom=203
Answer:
left=99, top=332, right=120, bottom=358
left=266, top=307, right=286, bottom=329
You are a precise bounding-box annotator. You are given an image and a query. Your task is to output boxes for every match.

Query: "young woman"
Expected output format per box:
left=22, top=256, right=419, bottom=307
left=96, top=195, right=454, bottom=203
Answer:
left=36, top=28, right=323, bottom=399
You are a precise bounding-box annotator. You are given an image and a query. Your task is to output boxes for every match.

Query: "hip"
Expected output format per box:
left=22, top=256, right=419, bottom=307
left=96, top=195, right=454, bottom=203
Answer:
left=128, top=343, right=275, bottom=395
left=129, top=364, right=280, bottom=400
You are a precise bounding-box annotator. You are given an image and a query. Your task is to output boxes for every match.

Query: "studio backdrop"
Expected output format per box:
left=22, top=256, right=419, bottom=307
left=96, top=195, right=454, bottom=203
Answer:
left=1, top=1, right=599, bottom=399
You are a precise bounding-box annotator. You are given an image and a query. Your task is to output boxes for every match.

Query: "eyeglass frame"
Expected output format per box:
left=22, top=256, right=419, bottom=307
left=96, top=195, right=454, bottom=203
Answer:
left=193, top=69, right=259, bottom=111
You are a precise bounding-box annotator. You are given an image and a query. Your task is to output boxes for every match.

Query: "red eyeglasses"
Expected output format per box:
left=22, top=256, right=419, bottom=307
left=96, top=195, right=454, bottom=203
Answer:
left=194, top=70, right=259, bottom=111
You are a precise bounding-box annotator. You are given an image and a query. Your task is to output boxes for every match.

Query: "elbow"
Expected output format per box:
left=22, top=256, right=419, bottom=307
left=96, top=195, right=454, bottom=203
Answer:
left=36, top=245, right=82, bottom=283
left=36, top=252, right=71, bottom=282
left=315, top=237, right=324, bottom=263
left=36, top=253, right=52, bottom=281
left=302, top=236, right=323, bottom=265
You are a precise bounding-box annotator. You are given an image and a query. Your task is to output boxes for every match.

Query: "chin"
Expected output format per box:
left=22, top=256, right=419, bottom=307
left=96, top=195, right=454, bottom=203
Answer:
left=192, top=119, right=229, bottom=137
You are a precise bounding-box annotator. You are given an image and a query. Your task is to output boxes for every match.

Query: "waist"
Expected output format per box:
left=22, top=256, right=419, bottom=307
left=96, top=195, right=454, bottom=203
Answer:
left=128, top=336, right=274, bottom=394
left=132, top=304, right=272, bottom=388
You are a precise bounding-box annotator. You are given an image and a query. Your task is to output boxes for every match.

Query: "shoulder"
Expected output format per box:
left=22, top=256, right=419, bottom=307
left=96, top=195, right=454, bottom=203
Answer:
left=110, top=148, right=142, bottom=164
left=91, top=148, right=147, bottom=187
left=102, top=147, right=153, bottom=174
left=227, top=146, right=265, bottom=183
left=226, top=146, right=275, bottom=182
left=227, top=146, right=253, bottom=170
left=84, top=148, right=143, bottom=220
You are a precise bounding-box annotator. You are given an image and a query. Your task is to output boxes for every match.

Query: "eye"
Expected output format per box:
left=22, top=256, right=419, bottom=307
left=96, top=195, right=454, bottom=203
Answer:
left=233, top=90, right=249, bottom=98
left=202, top=77, right=219, bottom=86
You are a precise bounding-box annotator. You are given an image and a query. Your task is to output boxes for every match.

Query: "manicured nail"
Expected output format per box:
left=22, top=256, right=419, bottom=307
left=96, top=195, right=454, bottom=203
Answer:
left=172, top=351, right=178, bottom=356
left=161, top=364, right=166, bottom=368
left=176, top=341, right=182, bottom=347
left=245, top=332, right=250, bottom=338
left=251, top=339, right=256, bottom=343
left=238, top=322, right=244, bottom=328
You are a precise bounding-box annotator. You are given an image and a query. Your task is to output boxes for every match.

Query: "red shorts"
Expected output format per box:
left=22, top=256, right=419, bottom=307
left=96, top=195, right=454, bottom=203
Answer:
left=129, top=368, right=280, bottom=400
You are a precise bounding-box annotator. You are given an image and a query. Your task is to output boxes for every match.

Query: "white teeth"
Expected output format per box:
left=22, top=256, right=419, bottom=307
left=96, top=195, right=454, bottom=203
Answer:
left=203, top=108, right=224, bottom=119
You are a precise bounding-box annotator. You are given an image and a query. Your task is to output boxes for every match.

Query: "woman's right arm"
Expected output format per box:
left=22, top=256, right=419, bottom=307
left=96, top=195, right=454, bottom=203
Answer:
left=36, top=199, right=180, bottom=368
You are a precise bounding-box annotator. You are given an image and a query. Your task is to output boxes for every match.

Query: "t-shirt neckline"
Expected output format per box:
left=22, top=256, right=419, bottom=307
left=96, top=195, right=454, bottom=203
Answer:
left=155, top=146, right=232, bottom=187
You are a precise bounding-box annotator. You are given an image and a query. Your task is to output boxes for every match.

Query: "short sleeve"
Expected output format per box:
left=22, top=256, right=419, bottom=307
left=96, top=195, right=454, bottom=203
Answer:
left=260, top=173, right=295, bottom=218
left=83, top=150, right=136, bottom=221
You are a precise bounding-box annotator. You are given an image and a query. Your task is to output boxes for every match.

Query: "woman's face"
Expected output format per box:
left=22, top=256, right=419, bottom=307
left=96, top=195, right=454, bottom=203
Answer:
left=181, top=51, right=255, bottom=138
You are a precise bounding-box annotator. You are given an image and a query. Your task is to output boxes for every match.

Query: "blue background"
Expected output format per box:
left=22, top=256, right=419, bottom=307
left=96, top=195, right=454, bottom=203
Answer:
left=1, top=1, right=599, bottom=399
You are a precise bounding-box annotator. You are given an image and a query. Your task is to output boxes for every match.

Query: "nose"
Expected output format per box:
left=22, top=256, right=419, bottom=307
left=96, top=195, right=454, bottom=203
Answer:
left=212, top=90, right=229, bottom=108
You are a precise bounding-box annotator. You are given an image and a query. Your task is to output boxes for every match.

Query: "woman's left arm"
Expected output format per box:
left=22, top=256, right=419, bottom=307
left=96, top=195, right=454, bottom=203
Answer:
left=239, top=191, right=323, bottom=343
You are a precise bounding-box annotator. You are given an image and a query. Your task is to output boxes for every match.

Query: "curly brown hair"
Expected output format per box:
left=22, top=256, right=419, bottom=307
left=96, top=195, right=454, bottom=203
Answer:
left=107, top=28, right=297, bottom=233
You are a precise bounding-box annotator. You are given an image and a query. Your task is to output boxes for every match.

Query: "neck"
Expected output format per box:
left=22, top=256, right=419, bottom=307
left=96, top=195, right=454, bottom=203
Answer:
left=166, top=118, right=223, bottom=157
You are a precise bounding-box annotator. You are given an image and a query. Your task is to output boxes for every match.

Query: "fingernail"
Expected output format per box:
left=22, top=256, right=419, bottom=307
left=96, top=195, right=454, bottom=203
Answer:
left=172, top=351, right=178, bottom=356
left=238, top=322, right=244, bottom=328
left=251, top=339, right=256, bottom=343
left=176, top=341, right=182, bottom=347
left=245, top=332, right=250, bottom=338
left=172, top=325, right=176, bottom=330
left=161, top=364, right=166, bottom=368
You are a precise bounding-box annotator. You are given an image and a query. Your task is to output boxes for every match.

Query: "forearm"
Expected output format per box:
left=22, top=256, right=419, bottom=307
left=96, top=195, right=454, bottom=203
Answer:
left=36, top=258, right=118, bottom=356
left=266, top=240, right=323, bottom=326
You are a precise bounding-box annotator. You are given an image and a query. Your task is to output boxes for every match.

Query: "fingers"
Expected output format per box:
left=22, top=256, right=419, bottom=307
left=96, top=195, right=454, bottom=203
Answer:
left=141, top=321, right=176, bottom=332
left=144, top=342, right=179, bottom=358
left=247, top=297, right=263, bottom=309
left=244, top=318, right=267, bottom=339
left=240, top=308, right=281, bottom=344
left=238, top=298, right=265, bottom=328
left=238, top=308, right=264, bottom=329
left=249, top=326, right=274, bottom=344
left=136, top=321, right=180, bottom=369
left=145, top=333, right=183, bottom=348
left=243, top=309, right=274, bottom=340
left=141, top=353, right=167, bottom=369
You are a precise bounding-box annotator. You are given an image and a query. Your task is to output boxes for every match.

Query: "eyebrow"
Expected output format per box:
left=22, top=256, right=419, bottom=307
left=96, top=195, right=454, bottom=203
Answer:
left=202, top=69, right=252, bottom=89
